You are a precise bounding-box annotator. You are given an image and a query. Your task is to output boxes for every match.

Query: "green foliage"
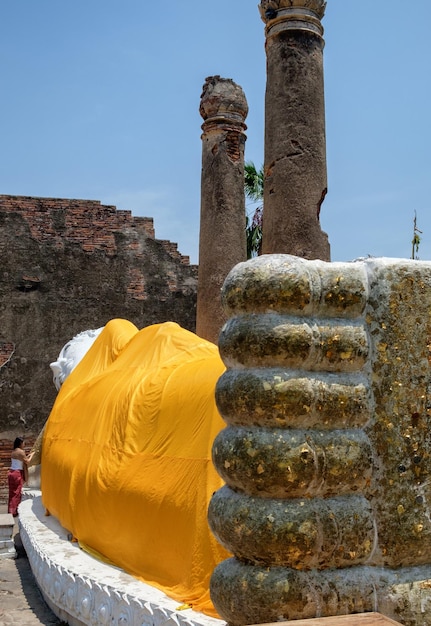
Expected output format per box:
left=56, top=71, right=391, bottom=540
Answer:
left=411, top=211, right=422, bottom=260
left=244, top=161, right=264, bottom=202
left=245, top=161, right=263, bottom=258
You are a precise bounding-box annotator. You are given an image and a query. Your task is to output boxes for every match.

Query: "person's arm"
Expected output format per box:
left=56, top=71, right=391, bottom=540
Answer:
left=23, top=451, right=33, bottom=483
left=15, top=448, right=33, bottom=464
left=24, top=450, right=34, bottom=464
left=16, top=449, right=34, bottom=482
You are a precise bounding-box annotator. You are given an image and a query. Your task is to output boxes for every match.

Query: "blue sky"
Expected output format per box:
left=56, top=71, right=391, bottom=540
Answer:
left=1, top=1, right=430, bottom=264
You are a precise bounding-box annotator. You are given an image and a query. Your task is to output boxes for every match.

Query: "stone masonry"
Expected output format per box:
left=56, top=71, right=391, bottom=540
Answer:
left=259, top=0, right=330, bottom=260
left=0, top=194, right=198, bottom=500
left=196, top=76, right=248, bottom=344
left=209, top=254, right=431, bottom=626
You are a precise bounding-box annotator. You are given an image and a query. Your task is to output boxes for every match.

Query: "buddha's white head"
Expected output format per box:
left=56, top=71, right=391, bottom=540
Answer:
left=50, top=327, right=104, bottom=391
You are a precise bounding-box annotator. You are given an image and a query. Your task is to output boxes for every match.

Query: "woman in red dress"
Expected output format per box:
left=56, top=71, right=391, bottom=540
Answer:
left=8, top=437, right=33, bottom=516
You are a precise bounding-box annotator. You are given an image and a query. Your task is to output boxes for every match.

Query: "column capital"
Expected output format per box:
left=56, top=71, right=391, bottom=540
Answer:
left=259, top=0, right=326, bottom=37
left=199, top=76, right=248, bottom=129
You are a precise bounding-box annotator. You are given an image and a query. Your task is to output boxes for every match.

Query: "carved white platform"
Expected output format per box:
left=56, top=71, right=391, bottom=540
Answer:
left=18, top=497, right=225, bottom=626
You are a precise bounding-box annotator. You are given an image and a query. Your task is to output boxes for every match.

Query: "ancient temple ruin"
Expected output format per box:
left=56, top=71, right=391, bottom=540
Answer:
left=2, top=1, right=430, bottom=625
left=0, top=195, right=197, bottom=497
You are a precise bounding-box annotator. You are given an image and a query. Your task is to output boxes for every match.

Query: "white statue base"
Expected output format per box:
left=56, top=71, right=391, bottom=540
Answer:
left=18, top=497, right=224, bottom=626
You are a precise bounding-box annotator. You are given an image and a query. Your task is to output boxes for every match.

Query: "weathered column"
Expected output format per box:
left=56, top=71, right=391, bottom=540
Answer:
left=259, top=0, right=330, bottom=260
left=196, top=76, right=248, bottom=344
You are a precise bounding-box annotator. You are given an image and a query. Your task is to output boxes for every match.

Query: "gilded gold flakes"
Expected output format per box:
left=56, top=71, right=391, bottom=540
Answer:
left=340, top=351, right=353, bottom=360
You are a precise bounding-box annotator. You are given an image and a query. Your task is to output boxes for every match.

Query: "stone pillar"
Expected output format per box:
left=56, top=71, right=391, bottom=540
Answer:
left=196, top=76, right=248, bottom=344
left=259, top=1, right=330, bottom=260
left=209, top=254, right=431, bottom=626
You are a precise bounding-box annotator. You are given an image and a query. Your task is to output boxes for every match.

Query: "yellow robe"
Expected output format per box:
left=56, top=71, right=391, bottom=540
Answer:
left=41, top=319, right=230, bottom=616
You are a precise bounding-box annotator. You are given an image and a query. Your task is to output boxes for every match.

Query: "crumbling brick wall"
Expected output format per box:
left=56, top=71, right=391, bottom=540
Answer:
left=0, top=194, right=198, bottom=500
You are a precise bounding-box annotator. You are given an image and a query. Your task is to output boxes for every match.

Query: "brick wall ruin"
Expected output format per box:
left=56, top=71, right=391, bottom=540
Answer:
left=0, top=194, right=198, bottom=499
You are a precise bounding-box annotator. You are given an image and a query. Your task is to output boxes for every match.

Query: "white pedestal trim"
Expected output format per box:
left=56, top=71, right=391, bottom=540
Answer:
left=18, top=497, right=225, bottom=626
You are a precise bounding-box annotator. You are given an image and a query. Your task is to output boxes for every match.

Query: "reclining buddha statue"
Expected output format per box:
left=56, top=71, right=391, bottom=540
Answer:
left=41, top=318, right=230, bottom=617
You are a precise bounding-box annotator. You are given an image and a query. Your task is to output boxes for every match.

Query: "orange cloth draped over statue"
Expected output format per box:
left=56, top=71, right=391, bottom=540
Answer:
left=41, top=319, right=230, bottom=616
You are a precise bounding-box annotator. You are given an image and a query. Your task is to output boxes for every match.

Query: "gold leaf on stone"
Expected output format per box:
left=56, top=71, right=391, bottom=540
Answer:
left=275, top=580, right=290, bottom=594
left=340, top=351, right=353, bottom=360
